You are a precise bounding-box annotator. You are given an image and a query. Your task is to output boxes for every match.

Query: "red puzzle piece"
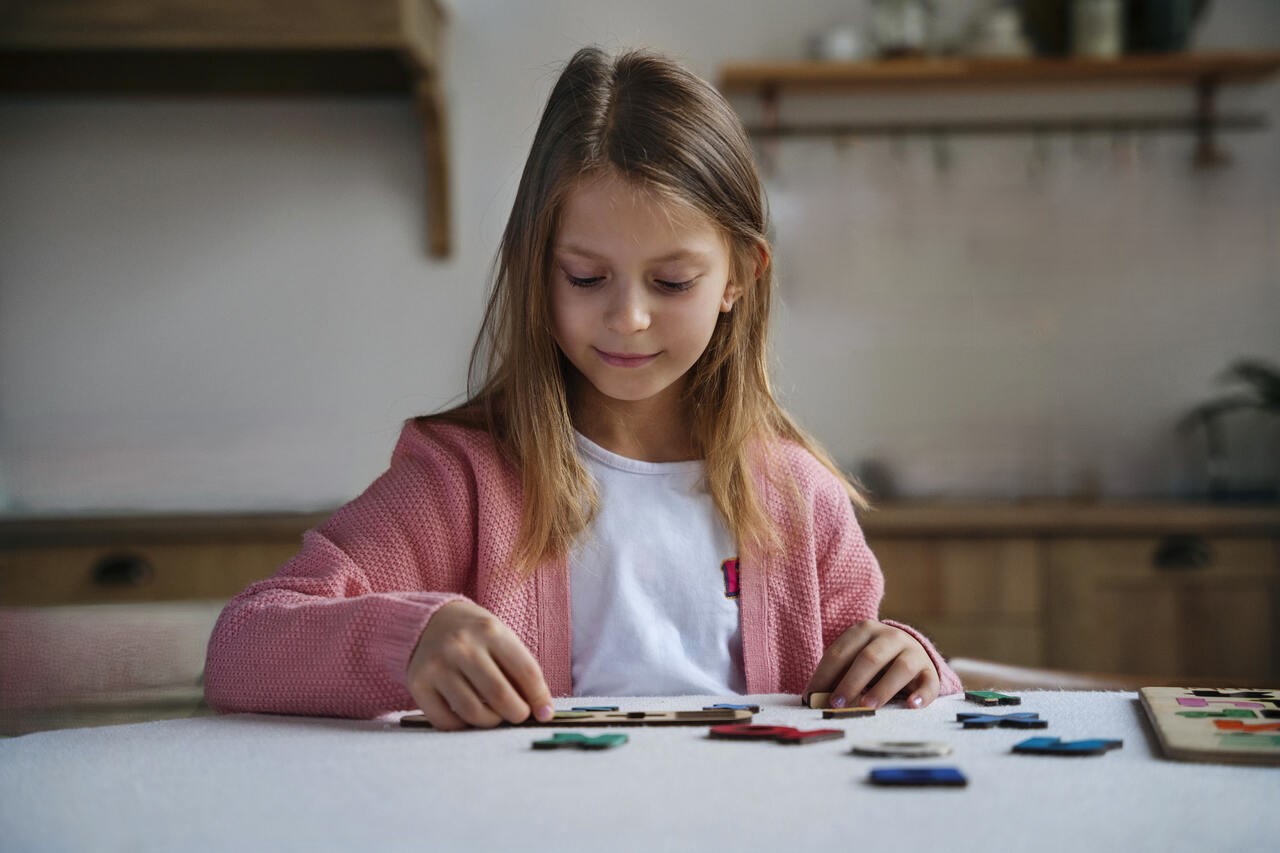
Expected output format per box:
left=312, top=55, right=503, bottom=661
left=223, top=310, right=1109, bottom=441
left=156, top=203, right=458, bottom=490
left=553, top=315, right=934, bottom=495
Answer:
left=709, top=724, right=844, bottom=745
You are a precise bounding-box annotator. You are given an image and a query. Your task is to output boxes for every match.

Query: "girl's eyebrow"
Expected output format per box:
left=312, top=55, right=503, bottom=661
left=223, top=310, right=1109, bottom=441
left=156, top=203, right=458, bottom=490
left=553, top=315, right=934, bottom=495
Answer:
left=554, top=244, right=710, bottom=264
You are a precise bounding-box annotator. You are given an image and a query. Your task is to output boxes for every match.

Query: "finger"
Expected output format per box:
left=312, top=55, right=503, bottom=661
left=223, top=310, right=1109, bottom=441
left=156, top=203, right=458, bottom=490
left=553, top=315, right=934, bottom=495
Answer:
left=491, top=633, right=555, bottom=722
left=803, top=620, right=876, bottom=696
left=437, top=671, right=504, bottom=729
left=857, top=655, right=919, bottom=710
left=412, top=686, right=468, bottom=732
left=459, top=653, right=532, bottom=725
left=831, top=634, right=903, bottom=708
left=905, top=665, right=942, bottom=709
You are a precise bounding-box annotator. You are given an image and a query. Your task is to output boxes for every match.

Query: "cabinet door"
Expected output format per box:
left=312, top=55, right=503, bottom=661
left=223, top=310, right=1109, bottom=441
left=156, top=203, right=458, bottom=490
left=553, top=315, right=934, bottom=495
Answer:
left=871, top=537, right=1046, bottom=666
left=0, top=541, right=298, bottom=606
left=1046, top=537, right=1280, bottom=681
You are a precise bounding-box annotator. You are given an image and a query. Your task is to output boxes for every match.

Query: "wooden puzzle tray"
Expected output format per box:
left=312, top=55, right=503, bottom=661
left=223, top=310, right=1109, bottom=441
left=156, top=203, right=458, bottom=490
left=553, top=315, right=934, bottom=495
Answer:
left=1139, top=687, right=1280, bottom=766
left=400, top=708, right=754, bottom=729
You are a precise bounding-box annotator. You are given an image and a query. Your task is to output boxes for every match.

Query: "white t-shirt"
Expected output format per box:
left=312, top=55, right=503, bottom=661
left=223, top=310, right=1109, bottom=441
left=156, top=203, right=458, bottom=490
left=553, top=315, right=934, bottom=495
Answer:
left=569, top=432, right=746, bottom=696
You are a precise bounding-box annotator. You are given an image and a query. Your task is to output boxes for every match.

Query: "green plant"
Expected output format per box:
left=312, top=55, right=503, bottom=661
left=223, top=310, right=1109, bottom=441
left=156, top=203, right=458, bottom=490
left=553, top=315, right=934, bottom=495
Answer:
left=1179, top=358, right=1280, bottom=497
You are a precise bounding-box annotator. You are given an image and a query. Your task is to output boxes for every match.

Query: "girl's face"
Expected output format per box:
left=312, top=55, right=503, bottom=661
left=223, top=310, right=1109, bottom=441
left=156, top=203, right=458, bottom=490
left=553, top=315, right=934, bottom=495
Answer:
left=550, top=174, right=739, bottom=421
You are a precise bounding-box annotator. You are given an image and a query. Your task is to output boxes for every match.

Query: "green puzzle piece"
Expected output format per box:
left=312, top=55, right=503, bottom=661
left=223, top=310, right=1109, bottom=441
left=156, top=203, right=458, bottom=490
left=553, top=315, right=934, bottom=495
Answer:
left=1177, top=709, right=1257, bottom=719
left=532, top=732, right=629, bottom=751
left=1218, top=733, right=1280, bottom=749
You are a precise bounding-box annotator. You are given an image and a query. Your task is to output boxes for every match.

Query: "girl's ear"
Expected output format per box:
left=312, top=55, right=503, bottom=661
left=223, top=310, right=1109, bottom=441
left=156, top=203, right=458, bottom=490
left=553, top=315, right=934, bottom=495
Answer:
left=721, top=241, right=769, bottom=312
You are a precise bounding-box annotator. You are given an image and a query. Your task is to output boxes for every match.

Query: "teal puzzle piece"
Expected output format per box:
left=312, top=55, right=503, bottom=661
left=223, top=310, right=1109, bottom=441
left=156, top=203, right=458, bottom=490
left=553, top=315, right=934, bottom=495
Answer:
left=532, top=732, right=629, bottom=751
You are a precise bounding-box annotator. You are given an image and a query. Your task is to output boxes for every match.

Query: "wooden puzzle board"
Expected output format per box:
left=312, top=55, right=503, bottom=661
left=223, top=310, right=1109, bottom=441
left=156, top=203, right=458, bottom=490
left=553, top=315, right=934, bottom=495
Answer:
left=1139, top=687, right=1280, bottom=766
left=400, top=708, right=753, bottom=728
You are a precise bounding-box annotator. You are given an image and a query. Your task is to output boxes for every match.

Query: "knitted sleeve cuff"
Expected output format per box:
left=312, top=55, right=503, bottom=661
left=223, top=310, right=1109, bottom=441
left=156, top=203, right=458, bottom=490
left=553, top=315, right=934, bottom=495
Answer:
left=371, top=592, right=470, bottom=692
left=881, top=618, right=964, bottom=696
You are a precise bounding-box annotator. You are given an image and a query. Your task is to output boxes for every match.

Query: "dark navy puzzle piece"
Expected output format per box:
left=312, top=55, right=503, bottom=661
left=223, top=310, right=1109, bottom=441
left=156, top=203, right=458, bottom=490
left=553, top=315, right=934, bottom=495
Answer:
left=957, top=712, right=1048, bottom=729
left=868, top=767, right=967, bottom=787
left=1013, top=737, right=1123, bottom=756
left=704, top=703, right=762, bottom=713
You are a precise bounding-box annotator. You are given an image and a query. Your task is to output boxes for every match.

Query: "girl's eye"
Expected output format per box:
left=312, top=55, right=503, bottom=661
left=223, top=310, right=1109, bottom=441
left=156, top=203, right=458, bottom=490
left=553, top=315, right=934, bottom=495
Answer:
left=565, top=273, right=604, bottom=288
left=656, top=278, right=696, bottom=293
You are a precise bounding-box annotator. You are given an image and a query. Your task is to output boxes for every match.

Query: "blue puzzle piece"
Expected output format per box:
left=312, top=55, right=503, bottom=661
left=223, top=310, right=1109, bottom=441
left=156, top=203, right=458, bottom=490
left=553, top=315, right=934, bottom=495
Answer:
left=570, top=706, right=619, bottom=712
left=957, top=712, right=1047, bottom=729
left=704, top=703, right=762, bottom=713
left=869, top=767, right=967, bottom=787
left=1013, top=737, right=1123, bottom=756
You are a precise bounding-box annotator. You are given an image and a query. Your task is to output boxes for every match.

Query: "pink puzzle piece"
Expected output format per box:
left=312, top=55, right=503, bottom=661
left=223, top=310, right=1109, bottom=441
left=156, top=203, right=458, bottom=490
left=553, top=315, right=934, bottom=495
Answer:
left=1177, top=697, right=1265, bottom=710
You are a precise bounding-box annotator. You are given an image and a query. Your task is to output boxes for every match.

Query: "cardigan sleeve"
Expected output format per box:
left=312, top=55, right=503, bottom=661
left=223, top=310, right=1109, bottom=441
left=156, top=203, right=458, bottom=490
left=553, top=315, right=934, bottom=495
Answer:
left=812, top=473, right=962, bottom=697
left=203, top=423, right=481, bottom=718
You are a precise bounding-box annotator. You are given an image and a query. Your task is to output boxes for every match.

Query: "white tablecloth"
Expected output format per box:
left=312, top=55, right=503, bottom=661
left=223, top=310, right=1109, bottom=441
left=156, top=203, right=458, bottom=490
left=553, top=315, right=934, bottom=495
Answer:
left=2, top=691, right=1276, bottom=852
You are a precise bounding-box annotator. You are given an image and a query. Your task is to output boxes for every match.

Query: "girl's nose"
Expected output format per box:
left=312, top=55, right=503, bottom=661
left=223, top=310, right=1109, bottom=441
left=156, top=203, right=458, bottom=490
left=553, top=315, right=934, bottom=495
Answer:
left=604, top=281, right=651, bottom=334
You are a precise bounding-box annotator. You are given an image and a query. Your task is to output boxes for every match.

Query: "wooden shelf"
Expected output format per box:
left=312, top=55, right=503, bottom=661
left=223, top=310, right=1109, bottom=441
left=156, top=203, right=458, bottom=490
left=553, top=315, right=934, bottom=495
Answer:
left=0, top=0, right=452, bottom=257
left=719, top=52, right=1280, bottom=93
left=719, top=51, right=1280, bottom=167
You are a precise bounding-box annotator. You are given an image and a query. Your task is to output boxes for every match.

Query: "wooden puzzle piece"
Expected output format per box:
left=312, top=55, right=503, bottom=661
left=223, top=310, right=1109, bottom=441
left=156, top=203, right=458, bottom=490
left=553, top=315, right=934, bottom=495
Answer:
left=704, top=703, right=761, bottom=713
left=803, top=692, right=832, bottom=709
left=1176, top=709, right=1257, bottom=719
left=1013, top=737, right=1122, bottom=756
left=1212, top=720, right=1280, bottom=733
left=823, top=707, right=876, bottom=719
left=532, top=732, right=628, bottom=750
left=1177, top=697, right=1266, bottom=710
left=851, top=741, right=952, bottom=758
left=965, top=690, right=1021, bottom=706
left=1218, top=733, right=1280, bottom=749
left=1190, top=689, right=1277, bottom=699
left=709, top=723, right=844, bottom=745
left=400, top=708, right=753, bottom=729
left=956, top=712, right=1047, bottom=729
left=868, top=767, right=967, bottom=787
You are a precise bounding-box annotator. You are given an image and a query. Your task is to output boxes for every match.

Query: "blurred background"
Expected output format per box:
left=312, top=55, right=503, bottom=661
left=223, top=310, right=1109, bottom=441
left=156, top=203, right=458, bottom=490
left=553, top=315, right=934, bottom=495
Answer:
left=1, top=0, right=1278, bottom=732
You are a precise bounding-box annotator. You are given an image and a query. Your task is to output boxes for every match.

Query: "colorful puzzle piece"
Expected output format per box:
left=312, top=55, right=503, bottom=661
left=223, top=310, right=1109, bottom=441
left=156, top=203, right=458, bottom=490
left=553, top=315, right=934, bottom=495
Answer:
left=1013, top=737, right=1123, bottom=756
left=823, top=707, right=876, bottom=719
left=956, top=712, right=1047, bottom=729
left=868, top=767, right=967, bottom=787
left=704, top=703, right=761, bottom=713
left=571, top=706, right=619, bottom=712
left=1212, top=719, right=1280, bottom=733
left=1176, top=709, right=1257, bottom=719
left=965, top=690, right=1021, bottom=706
left=1177, top=697, right=1267, bottom=710
left=1218, top=733, right=1280, bottom=749
left=851, top=741, right=952, bottom=758
left=532, top=732, right=628, bottom=750
left=1190, top=689, right=1277, bottom=699
left=709, top=724, right=844, bottom=746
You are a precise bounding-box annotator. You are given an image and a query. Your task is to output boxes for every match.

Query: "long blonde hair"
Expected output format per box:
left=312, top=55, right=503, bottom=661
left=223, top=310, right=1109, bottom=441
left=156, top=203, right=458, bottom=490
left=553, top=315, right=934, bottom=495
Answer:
left=426, top=46, right=865, bottom=574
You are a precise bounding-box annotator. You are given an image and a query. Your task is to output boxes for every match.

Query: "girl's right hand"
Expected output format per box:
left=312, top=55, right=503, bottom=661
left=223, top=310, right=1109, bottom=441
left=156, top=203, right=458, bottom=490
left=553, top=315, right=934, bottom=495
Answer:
left=407, top=600, right=555, bottom=730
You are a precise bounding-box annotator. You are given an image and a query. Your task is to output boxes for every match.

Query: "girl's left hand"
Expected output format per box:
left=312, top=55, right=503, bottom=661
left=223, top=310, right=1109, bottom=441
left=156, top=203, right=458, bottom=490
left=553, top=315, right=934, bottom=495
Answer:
left=804, top=619, right=940, bottom=710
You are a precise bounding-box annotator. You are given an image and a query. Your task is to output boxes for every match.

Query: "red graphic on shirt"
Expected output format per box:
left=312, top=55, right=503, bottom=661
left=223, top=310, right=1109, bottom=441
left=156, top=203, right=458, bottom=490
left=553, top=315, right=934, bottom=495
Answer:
left=721, top=558, right=741, bottom=599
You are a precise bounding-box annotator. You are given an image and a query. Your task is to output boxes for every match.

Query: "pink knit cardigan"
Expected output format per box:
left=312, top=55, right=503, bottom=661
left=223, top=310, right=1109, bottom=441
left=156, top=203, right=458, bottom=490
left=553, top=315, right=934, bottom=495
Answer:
left=204, top=420, right=961, bottom=717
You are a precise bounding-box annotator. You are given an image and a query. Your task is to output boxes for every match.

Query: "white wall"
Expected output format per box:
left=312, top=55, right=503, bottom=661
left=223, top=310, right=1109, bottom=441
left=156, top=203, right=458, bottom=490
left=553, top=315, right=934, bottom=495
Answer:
left=1, top=0, right=1277, bottom=514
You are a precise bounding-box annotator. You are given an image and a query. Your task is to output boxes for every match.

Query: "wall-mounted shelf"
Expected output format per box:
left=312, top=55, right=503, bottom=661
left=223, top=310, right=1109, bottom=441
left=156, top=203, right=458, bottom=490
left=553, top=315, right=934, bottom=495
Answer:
left=719, top=51, right=1280, bottom=167
left=0, top=0, right=452, bottom=257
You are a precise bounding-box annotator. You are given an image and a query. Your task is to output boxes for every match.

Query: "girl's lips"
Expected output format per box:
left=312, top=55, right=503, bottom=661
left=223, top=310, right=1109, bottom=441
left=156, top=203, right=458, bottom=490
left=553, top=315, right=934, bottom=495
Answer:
left=595, top=348, right=659, bottom=368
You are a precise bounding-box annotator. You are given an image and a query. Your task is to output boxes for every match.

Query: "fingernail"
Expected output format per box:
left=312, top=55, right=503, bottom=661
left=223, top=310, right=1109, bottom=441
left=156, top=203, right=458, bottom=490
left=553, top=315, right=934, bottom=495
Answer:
left=830, top=695, right=846, bottom=709
left=861, top=697, right=879, bottom=710
left=535, top=704, right=554, bottom=722
left=909, top=695, right=924, bottom=709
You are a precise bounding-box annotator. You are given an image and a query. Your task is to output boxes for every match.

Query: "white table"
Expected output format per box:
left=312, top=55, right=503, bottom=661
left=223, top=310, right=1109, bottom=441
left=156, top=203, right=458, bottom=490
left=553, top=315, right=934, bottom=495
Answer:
left=2, top=691, right=1276, bottom=852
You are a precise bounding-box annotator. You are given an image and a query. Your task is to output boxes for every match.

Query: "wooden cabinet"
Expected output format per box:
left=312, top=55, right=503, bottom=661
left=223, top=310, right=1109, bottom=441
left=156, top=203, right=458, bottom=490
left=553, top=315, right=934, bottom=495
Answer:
left=0, top=512, right=326, bottom=605
left=865, top=502, right=1280, bottom=681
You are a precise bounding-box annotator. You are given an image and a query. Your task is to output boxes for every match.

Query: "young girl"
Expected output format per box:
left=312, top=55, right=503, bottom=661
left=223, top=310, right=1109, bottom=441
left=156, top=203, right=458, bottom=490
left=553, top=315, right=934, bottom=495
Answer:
left=204, top=46, right=961, bottom=730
